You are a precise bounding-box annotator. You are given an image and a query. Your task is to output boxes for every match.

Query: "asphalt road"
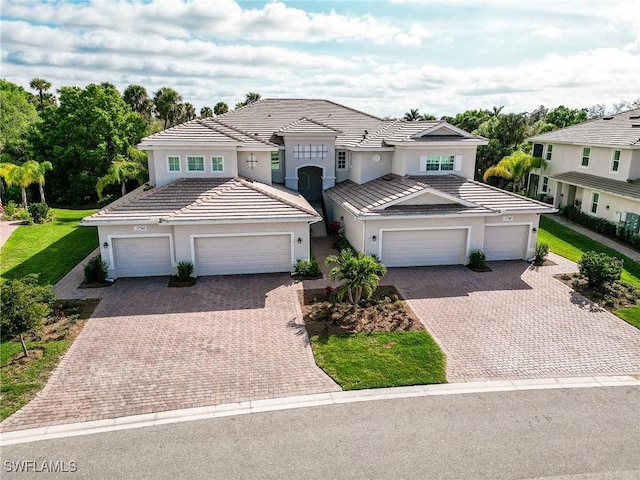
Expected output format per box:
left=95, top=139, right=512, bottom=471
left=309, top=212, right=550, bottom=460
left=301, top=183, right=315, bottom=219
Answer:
left=2, top=387, right=639, bottom=479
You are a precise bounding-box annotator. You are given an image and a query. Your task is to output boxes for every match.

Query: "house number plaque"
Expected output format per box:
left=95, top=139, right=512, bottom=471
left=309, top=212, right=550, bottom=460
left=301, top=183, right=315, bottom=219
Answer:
left=134, top=226, right=147, bottom=232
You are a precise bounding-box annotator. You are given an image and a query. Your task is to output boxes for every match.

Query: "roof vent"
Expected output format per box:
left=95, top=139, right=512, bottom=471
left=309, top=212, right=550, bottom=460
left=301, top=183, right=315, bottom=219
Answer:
left=602, top=116, right=614, bottom=120
left=254, top=132, right=259, bottom=136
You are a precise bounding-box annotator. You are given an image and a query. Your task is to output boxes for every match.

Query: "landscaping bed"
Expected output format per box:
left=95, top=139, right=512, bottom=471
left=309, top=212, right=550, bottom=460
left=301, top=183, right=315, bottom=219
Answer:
left=556, top=273, right=639, bottom=313
left=0, top=298, right=100, bottom=421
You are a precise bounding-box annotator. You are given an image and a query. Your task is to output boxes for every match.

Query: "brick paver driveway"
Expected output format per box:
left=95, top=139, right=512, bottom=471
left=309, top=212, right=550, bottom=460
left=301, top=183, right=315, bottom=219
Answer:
left=388, top=257, right=640, bottom=383
left=1, top=275, right=339, bottom=432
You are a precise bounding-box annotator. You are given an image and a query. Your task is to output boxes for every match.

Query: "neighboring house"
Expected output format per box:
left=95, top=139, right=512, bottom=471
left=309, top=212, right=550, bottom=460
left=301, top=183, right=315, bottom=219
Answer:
left=82, top=99, right=554, bottom=278
left=528, top=108, right=640, bottom=233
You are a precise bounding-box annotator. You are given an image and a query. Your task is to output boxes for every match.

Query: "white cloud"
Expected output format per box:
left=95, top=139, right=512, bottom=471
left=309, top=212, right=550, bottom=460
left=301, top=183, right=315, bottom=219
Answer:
left=532, top=27, right=563, bottom=39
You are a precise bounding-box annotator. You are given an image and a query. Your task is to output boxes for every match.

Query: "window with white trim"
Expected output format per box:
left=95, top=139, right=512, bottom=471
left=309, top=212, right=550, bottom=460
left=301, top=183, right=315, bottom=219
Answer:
left=591, top=192, right=599, bottom=214
left=337, top=150, right=347, bottom=170
left=167, top=156, right=181, bottom=173
left=211, top=156, right=224, bottom=172
left=611, top=150, right=620, bottom=172
left=187, top=156, right=205, bottom=172
left=271, top=151, right=280, bottom=170
left=546, top=144, right=553, bottom=161
left=423, top=155, right=455, bottom=171
left=542, top=176, right=549, bottom=193
left=581, top=147, right=590, bottom=168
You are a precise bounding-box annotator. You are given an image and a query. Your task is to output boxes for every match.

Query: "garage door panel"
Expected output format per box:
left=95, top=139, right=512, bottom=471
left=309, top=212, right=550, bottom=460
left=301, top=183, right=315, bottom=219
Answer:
left=381, top=229, right=467, bottom=267
left=483, top=225, right=529, bottom=261
left=195, top=235, right=292, bottom=275
left=113, top=237, right=172, bottom=277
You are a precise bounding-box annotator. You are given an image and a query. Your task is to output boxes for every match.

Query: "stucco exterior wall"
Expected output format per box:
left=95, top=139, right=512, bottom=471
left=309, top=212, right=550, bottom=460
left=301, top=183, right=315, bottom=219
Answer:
left=349, top=151, right=393, bottom=184
left=237, top=150, right=272, bottom=184
left=575, top=189, right=640, bottom=223
left=282, top=135, right=337, bottom=191
left=323, top=196, right=364, bottom=252
left=540, top=143, right=633, bottom=181
left=629, top=150, right=640, bottom=180
left=391, top=146, right=477, bottom=179
left=148, top=147, right=239, bottom=187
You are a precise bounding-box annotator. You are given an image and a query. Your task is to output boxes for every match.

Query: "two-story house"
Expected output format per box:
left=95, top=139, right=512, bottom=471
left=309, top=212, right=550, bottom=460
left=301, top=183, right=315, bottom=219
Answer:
left=82, top=99, right=554, bottom=278
left=528, top=108, right=640, bottom=233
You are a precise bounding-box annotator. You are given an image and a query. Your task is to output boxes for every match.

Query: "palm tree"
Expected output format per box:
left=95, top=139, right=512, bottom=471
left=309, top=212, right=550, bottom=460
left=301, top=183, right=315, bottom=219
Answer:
left=214, top=102, right=229, bottom=115
left=96, top=157, right=147, bottom=199
left=491, top=105, right=504, bottom=117
left=244, top=92, right=261, bottom=105
left=325, top=250, right=387, bottom=307
left=153, top=88, right=182, bottom=129
left=123, top=84, right=154, bottom=119
left=0, top=162, right=39, bottom=207
left=420, top=113, right=437, bottom=120
left=29, top=160, right=53, bottom=203
left=29, top=78, right=52, bottom=112
left=482, top=151, right=545, bottom=194
left=403, top=108, right=421, bottom=121
left=200, top=106, right=213, bottom=118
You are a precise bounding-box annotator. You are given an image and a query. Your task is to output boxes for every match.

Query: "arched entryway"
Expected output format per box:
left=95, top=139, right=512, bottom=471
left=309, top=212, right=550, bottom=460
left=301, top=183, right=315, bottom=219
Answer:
left=297, top=166, right=323, bottom=201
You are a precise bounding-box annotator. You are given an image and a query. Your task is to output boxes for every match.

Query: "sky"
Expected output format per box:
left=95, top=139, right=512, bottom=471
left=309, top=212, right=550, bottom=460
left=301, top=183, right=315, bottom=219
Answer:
left=1, top=0, right=639, bottom=118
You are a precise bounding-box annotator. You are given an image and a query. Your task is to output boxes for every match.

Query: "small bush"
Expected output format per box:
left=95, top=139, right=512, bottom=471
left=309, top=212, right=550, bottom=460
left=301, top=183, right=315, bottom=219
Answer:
left=533, top=243, right=549, bottom=266
left=27, top=202, right=49, bottom=224
left=294, top=257, right=321, bottom=278
left=327, top=220, right=342, bottom=236
left=578, top=251, right=623, bottom=291
left=333, top=235, right=356, bottom=254
left=84, top=255, right=108, bottom=283
left=468, top=250, right=487, bottom=270
left=177, top=261, right=194, bottom=281
left=4, top=200, right=17, bottom=217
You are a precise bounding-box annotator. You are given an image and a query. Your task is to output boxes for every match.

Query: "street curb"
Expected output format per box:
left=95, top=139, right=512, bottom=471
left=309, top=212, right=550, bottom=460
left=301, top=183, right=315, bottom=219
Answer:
left=1, top=375, right=638, bottom=446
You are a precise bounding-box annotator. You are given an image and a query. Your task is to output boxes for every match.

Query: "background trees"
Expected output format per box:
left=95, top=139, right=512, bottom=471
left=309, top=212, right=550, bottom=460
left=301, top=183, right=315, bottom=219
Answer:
left=0, top=80, right=39, bottom=164
left=214, top=101, right=229, bottom=115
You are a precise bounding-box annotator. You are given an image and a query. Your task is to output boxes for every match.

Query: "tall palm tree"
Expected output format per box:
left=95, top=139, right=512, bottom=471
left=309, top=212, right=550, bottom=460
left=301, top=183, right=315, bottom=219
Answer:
left=29, top=78, right=52, bottom=112
left=244, top=92, right=261, bottom=105
left=153, top=87, right=182, bottom=129
left=325, top=250, right=387, bottom=307
left=491, top=105, right=504, bottom=117
left=482, top=151, right=545, bottom=194
left=214, top=102, right=229, bottom=115
left=403, top=108, right=421, bottom=121
left=96, top=157, right=147, bottom=199
left=200, top=106, right=213, bottom=118
left=123, top=84, right=154, bottom=119
left=0, top=162, right=39, bottom=206
left=28, top=160, right=53, bottom=204
left=420, top=113, right=437, bottom=120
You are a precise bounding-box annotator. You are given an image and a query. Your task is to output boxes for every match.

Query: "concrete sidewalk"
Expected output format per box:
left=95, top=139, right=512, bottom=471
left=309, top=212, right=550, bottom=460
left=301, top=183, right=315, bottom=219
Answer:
left=544, top=214, right=640, bottom=262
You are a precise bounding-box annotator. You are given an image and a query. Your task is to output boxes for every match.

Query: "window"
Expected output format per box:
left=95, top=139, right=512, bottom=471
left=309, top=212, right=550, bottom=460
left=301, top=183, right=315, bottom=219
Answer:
left=542, top=176, right=549, bottom=193
left=211, top=156, right=224, bottom=172
left=271, top=151, right=280, bottom=170
left=337, top=151, right=347, bottom=170
left=546, top=144, right=553, bottom=161
left=167, top=156, right=181, bottom=173
left=591, top=192, right=599, bottom=214
left=423, top=155, right=455, bottom=172
left=611, top=150, right=620, bottom=172
left=581, top=147, right=591, bottom=167
left=187, top=156, right=205, bottom=172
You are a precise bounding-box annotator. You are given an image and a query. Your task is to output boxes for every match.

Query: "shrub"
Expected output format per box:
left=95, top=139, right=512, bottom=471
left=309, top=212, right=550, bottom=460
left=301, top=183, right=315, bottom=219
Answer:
left=294, top=257, right=321, bottom=278
left=578, top=251, right=623, bottom=291
left=468, top=250, right=487, bottom=270
left=3, top=200, right=17, bottom=217
left=533, top=243, right=549, bottom=266
left=325, top=250, right=387, bottom=307
left=0, top=275, right=55, bottom=356
left=27, top=202, right=49, bottom=224
left=327, top=220, right=342, bottom=236
left=333, top=235, right=356, bottom=254
left=84, top=255, right=108, bottom=283
left=176, top=261, right=194, bottom=281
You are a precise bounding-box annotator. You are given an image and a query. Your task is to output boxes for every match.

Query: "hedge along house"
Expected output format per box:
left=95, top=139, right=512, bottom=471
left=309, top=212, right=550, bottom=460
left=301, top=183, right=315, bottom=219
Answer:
left=82, top=99, right=554, bottom=278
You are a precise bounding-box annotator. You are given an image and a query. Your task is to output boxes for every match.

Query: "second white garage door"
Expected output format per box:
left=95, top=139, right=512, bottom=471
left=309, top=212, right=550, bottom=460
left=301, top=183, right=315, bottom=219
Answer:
left=194, top=234, right=292, bottom=276
left=380, top=229, right=468, bottom=267
left=113, top=236, right=172, bottom=278
left=483, top=225, right=530, bottom=261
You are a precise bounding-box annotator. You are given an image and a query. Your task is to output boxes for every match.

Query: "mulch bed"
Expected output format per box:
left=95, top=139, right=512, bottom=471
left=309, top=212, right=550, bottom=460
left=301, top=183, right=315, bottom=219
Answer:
left=467, top=264, right=492, bottom=273
left=79, top=280, right=113, bottom=289
left=167, top=276, right=197, bottom=287
left=555, top=273, right=639, bottom=311
left=299, top=285, right=424, bottom=336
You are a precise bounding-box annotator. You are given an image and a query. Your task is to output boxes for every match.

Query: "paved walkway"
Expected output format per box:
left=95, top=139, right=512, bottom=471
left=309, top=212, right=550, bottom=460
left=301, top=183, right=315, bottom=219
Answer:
left=1, top=275, right=339, bottom=433
left=545, top=214, right=640, bottom=262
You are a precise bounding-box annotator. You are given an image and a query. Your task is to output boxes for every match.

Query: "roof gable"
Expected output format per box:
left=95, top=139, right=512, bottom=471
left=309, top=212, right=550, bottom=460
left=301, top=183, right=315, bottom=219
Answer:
left=276, top=117, right=342, bottom=136
left=411, top=122, right=473, bottom=139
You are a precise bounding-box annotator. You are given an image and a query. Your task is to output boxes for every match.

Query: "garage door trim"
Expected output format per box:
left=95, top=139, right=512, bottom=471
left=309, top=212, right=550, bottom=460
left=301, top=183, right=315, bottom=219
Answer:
left=189, top=232, right=296, bottom=275
left=378, top=226, right=471, bottom=264
left=107, top=233, right=175, bottom=274
left=483, top=222, right=532, bottom=260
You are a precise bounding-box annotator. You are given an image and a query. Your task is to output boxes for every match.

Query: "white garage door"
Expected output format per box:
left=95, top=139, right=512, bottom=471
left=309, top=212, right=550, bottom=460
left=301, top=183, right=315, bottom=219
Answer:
left=381, top=229, right=468, bottom=267
left=483, top=225, right=529, bottom=261
left=113, top=236, right=172, bottom=277
left=195, top=235, right=292, bottom=275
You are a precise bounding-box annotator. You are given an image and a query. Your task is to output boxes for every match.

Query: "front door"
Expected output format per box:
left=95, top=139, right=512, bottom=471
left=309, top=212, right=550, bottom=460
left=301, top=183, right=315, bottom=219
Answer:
left=297, top=166, right=323, bottom=201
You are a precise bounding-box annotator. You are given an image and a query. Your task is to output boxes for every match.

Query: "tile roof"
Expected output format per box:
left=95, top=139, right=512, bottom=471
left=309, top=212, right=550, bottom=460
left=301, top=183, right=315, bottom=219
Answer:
left=277, top=117, right=342, bottom=135
left=528, top=108, right=640, bottom=147
left=550, top=171, right=640, bottom=201
left=325, top=174, right=554, bottom=218
left=82, top=178, right=320, bottom=225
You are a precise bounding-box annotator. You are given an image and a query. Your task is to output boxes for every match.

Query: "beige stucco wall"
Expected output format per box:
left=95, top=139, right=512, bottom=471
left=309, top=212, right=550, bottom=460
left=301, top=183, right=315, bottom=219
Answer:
left=237, top=150, right=272, bottom=184
left=323, top=196, right=365, bottom=252
left=282, top=135, right=337, bottom=191
left=349, top=151, right=393, bottom=184
left=147, top=147, right=239, bottom=187
left=575, top=189, right=640, bottom=223
left=391, top=146, right=477, bottom=179
left=629, top=150, right=640, bottom=180
left=538, top=143, right=634, bottom=181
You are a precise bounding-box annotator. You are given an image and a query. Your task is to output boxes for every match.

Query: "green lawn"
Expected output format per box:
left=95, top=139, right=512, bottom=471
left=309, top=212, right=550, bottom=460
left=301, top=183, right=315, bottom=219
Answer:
left=539, top=215, right=640, bottom=327
left=311, top=331, right=446, bottom=390
left=1, top=208, right=98, bottom=285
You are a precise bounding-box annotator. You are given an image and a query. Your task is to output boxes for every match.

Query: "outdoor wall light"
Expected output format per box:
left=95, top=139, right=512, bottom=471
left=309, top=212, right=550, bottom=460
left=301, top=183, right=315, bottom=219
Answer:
left=340, top=216, right=344, bottom=221
left=532, top=227, right=537, bottom=232
left=103, top=242, right=108, bottom=247
left=372, top=235, right=377, bottom=242
left=606, top=205, right=610, bottom=210
left=297, top=237, right=302, bottom=244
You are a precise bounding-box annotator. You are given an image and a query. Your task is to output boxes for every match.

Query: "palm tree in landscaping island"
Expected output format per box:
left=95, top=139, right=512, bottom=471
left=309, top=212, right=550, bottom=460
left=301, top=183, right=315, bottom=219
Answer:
left=325, top=250, right=387, bottom=308
left=483, top=150, right=545, bottom=194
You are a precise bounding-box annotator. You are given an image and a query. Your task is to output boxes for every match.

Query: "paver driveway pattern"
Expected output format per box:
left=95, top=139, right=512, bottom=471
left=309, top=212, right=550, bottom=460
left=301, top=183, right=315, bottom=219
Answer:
left=387, top=256, right=640, bottom=383
left=1, top=275, right=339, bottom=433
